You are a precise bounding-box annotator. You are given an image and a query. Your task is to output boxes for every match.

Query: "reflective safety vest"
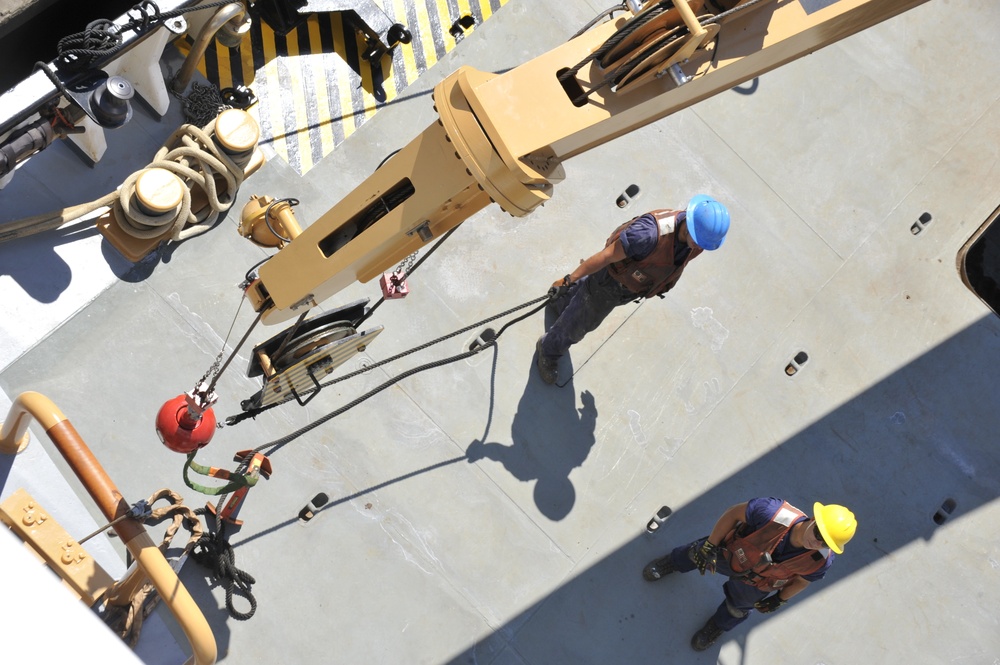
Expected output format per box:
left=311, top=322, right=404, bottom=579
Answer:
left=722, top=501, right=831, bottom=592
left=606, top=209, right=703, bottom=298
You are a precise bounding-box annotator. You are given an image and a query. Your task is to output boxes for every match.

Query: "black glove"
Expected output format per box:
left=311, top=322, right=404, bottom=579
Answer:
left=693, top=539, right=719, bottom=575
left=754, top=594, right=786, bottom=614
left=547, top=275, right=571, bottom=301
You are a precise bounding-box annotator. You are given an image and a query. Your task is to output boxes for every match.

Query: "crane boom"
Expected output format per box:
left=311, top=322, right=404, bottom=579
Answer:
left=246, top=0, right=929, bottom=324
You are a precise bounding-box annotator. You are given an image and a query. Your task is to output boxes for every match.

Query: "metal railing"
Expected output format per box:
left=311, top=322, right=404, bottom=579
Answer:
left=171, top=2, right=250, bottom=94
left=0, top=391, right=217, bottom=665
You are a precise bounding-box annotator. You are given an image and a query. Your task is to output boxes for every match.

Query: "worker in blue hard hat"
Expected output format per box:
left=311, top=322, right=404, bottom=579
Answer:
left=537, top=195, right=729, bottom=384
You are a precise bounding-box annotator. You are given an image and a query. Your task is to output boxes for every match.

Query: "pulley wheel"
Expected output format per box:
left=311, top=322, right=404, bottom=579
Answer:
left=272, top=321, right=356, bottom=372
left=598, top=0, right=706, bottom=69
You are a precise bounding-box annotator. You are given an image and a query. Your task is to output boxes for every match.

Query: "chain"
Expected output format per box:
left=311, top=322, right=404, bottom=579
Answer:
left=182, top=81, right=232, bottom=127
left=194, top=295, right=264, bottom=406
left=394, top=251, right=418, bottom=276
left=205, top=310, right=263, bottom=397
left=197, top=351, right=226, bottom=389
left=196, top=295, right=246, bottom=387
left=361, top=226, right=459, bottom=324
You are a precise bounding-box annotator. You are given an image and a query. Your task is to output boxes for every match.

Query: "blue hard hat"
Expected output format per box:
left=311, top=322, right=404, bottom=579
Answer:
left=685, top=195, right=730, bottom=250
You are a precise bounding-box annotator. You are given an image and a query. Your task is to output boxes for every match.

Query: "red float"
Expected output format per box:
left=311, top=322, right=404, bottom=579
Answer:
left=155, top=392, right=216, bottom=453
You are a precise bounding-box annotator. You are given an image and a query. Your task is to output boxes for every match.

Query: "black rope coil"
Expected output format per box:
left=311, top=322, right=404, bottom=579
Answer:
left=54, top=0, right=235, bottom=71
left=191, top=529, right=258, bottom=621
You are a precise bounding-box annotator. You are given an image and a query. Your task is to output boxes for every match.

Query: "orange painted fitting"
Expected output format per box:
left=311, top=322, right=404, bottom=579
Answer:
left=0, top=391, right=217, bottom=665
left=239, top=194, right=302, bottom=249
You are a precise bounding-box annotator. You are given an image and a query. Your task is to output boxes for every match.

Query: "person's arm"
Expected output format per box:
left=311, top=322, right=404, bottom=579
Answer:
left=551, top=240, right=626, bottom=289
left=754, top=576, right=810, bottom=613
left=706, top=502, right=748, bottom=545
left=774, top=576, right=810, bottom=601
left=693, top=502, right=748, bottom=574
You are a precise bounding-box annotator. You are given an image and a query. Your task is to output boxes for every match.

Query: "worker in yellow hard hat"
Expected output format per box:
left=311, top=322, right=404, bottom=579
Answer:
left=642, top=497, right=857, bottom=651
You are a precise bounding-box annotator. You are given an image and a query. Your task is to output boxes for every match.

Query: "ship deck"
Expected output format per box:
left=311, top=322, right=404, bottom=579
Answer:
left=2, top=1, right=1000, bottom=663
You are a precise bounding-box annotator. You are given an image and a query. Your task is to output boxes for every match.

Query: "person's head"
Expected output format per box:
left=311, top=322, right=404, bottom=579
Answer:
left=810, top=502, right=857, bottom=554
left=685, top=195, right=730, bottom=250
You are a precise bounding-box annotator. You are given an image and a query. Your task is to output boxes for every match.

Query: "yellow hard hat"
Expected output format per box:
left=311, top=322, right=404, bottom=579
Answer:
left=813, top=502, right=857, bottom=554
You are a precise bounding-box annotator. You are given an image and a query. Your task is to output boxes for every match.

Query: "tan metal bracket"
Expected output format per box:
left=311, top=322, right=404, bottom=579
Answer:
left=0, top=488, right=115, bottom=606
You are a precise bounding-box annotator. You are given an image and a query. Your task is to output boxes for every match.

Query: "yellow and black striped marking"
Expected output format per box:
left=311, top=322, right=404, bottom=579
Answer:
left=179, top=0, right=510, bottom=175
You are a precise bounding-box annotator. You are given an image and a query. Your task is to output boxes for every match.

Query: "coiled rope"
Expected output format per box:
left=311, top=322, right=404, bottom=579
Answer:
left=0, top=115, right=251, bottom=244
left=190, top=522, right=257, bottom=621
left=53, top=0, right=236, bottom=71
left=115, top=119, right=248, bottom=241
left=101, top=489, right=204, bottom=646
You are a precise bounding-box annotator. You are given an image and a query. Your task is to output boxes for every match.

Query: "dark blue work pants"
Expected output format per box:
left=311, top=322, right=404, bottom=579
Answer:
left=540, top=267, right=637, bottom=359
left=667, top=537, right=772, bottom=631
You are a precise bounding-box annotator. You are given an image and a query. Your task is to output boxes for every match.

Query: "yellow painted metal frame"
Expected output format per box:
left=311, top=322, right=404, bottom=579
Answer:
left=1, top=488, right=116, bottom=606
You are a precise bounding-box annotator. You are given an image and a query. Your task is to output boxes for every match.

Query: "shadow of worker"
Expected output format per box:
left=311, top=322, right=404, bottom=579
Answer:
left=466, top=373, right=597, bottom=521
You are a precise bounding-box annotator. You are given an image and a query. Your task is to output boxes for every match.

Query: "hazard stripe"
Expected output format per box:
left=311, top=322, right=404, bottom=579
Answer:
left=306, top=19, right=336, bottom=160
left=175, top=0, right=510, bottom=175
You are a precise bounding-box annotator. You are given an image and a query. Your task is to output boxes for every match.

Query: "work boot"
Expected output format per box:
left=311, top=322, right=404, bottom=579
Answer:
left=690, top=617, right=724, bottom=651
left=642, top=555, right=674, bottom=581
left=536, top=336, right=558, bottom=384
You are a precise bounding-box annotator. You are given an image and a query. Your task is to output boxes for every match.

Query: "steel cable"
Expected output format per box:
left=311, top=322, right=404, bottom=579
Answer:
left=251, top=296, right=549, bottom=456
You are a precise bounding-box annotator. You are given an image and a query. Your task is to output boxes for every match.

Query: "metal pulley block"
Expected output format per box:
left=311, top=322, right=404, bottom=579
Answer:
left=242, top=299, right=383, bottom=409
left=379, top=270, right=409, bottom=299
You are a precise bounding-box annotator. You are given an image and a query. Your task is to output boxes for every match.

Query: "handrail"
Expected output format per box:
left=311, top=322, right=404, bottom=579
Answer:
left=0, top=391, right=217, bottom=665
left=171, top=3, right=249, bottom=94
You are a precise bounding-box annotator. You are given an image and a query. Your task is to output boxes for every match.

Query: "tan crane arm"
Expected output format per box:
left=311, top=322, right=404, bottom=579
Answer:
left=245, top=0, right=929, bottom=324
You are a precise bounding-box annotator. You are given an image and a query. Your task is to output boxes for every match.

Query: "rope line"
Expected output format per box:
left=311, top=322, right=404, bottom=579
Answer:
left=191, top=527, right=258, bottom=621
left=247, top=296, right=548, bottom=454
left=113, top=119, right=249, bottom=241
left=100, top=489, right=204, bottom=645
left=1, top=115, right=252, bottom=243
left=54, top=0, right=236, bottom=71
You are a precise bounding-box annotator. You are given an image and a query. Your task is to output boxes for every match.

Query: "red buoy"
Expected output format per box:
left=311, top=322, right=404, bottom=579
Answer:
left=156, top=393, right=216, bottom=453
